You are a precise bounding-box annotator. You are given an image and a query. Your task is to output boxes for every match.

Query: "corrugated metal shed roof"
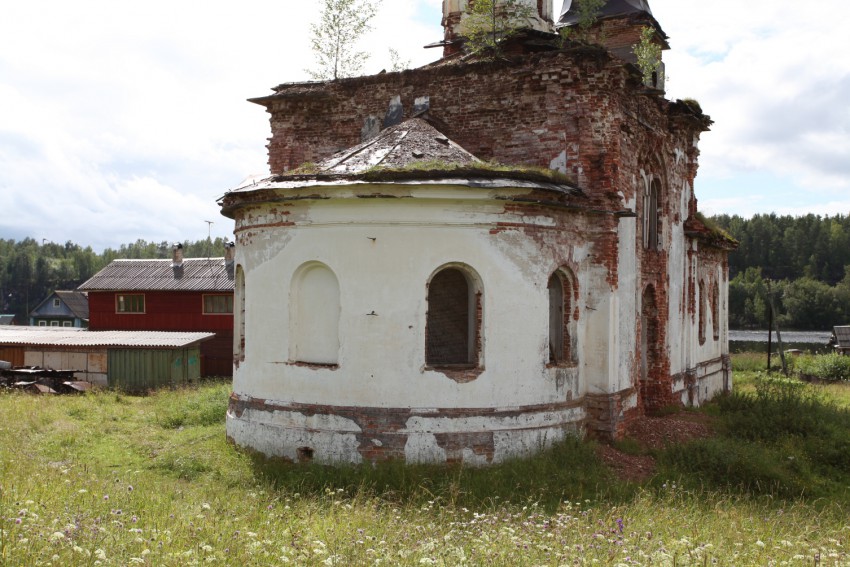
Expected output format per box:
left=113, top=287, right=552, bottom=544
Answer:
left=0, top=327, right=215, bottom=348
left=55, top=290, right=90, bottom=319
left=78, top=258, right=234, bottom=292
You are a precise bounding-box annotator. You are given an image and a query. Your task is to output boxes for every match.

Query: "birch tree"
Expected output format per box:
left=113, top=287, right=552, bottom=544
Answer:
left=462, top=0, right=534, bottom=56
left=307, top=0, right=380, bottom=80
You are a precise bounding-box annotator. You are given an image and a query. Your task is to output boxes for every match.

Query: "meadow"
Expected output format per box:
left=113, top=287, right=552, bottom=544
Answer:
left=2, top=361, right=850, bottom=565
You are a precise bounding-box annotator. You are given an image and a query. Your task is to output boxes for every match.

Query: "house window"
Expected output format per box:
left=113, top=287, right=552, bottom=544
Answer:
left=38, top=321, right=47, bottom=327
left=291, top=263, right=340, bottom=365
left=116, top=294, right=145, bottom=313
left=203, top=294, right=233, bottom=314
left=548, top=269, right=576, bottom=365
left=50, top=321, right=59, bottom=327
left=62, top=321, right=72, bottom=327
left=53, top=298, right=61, bottom=308
left=426, top=266, right=482, bottom=368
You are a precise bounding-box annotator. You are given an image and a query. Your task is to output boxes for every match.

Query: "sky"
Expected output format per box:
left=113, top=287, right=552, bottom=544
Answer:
left=1, top=0, right=848, bottom=251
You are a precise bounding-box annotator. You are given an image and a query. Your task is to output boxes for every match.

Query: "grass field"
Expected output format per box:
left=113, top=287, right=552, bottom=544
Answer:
left=2, top=364, right=850, bottom=565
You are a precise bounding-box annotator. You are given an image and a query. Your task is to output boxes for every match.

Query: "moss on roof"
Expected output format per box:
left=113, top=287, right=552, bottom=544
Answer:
left=276, top=159, right=577, bottom=186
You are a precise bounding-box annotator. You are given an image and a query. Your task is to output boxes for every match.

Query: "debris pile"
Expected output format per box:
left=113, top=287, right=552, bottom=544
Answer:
left=0, top=363, right=93, bottom=394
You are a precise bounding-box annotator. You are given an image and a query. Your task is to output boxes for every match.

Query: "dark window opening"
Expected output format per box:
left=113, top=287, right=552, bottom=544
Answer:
left=644, top=178, right=661, bottom=250
left=426, top=268, right=477, bottom=367
left=548, top=271, right=575, bottom=364
left=711, top=280, right=720, bottom=341
left=698, top=280, right=707, bottom=346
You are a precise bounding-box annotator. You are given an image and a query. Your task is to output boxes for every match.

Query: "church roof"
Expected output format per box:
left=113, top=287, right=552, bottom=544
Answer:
left=558, top=0, right=653, bottom=26
left=219, top=118, right=582, bottom=218
left=314, top=118, right=480, bottom=175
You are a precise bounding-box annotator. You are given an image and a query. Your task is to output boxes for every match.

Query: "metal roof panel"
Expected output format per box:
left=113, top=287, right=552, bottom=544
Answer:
left=78, top=258, right=234, bottom=292
left=0, top=327, right=215, bottom=348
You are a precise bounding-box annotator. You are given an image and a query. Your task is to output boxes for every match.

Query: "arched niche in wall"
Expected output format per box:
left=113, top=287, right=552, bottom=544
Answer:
left=640, top=285, right=660, bottom=385
left=425, top=264, right=483, bottom=369
left=290, top=262, right=341, bottom=366
left=548, top=267, right=577, bottom=365
left=234, top=265, right=246, bottom=365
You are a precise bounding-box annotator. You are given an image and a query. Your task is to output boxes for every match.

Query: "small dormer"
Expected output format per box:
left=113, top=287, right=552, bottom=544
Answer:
left=442, top=0, right=556, bottom=57
left=557, top=0, right=668, bottom=90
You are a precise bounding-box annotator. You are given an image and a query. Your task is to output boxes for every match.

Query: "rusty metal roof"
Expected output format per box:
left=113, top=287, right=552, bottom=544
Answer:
left=78, top=258, right=234, bottom=292
left=0, top=327, right=215, bottom=348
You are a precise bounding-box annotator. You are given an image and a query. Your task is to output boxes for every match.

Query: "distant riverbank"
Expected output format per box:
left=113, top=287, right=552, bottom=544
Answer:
left=730, top=330, right=832, bottom=353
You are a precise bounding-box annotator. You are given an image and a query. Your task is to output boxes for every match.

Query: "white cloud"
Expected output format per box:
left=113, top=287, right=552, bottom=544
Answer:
left=656, top=0, right=850, bottom=210
left=1, top=0, right=848, bottom=251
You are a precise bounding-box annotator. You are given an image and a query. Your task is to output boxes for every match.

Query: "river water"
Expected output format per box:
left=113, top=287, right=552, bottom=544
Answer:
left=729, top=330, right=833, bottom=353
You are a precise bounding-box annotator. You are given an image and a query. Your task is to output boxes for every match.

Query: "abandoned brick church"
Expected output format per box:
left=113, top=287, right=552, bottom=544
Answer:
left=219, top=0, right=735, bottom=465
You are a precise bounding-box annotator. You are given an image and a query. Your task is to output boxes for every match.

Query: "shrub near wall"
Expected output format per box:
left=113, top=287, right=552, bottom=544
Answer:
left=797, top=353, right=850, bottom=382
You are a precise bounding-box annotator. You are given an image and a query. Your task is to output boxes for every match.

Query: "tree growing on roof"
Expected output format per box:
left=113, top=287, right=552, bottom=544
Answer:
left=557, top=0, right=605, bottom=45
left=462, top=0, right=534, bottom=57
left=307, top=0, right=381, bottom=80
left=633, top=26, right=665, bottom=88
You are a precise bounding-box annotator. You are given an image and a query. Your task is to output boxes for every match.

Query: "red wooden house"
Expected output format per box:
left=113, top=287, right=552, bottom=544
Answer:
left=78, top=244, right=235, bottom=377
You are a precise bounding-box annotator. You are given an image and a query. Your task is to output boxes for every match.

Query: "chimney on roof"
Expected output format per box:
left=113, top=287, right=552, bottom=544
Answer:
left=224, top=241, right=236, bottom=265
left=172, top=243, right=184, bottom=267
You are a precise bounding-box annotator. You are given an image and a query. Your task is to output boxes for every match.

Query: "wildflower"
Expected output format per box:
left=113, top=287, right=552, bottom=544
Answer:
left=50, top=531, right=65, bottom=541
left=756, top=540, right=765, bottom=547
left=95, top=548, right=107, bottom=560
left=103, top=495, right=109, bottom=501
left=15, top=518, right=21, bottom=525
left=128, top=485, right=134, bottom=492
left=202, top=503, right=211, bottom=510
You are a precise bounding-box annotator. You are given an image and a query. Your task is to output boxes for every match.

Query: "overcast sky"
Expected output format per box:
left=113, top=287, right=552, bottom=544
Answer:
left=1, top=0, right=848, bottom=251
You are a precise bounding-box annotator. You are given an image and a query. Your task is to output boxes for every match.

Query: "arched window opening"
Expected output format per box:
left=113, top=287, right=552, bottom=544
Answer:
left=426, top=267, right=480, bottom=367
left=548, top=269, right=576, bottom=365
left=234, top=265, right=246, bottom=364
left=711, top=280, right=720, bottom=341
left=698, top=279, right=707, bottom=346
left=643, top=176, right=661, bottom=250
left=292, top=263, right=340, bottom=365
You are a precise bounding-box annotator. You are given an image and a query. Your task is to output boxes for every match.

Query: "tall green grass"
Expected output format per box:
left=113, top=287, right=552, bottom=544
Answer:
left=3, top=377, right=850, bottom=565
left=659, top=372, right=850, bottom=501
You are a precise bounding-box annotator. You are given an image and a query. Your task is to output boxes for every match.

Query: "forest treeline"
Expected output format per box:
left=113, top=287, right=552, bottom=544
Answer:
left=711, top=213, right=850, bottom=330
left=0, top=237, right=231, bottom=323
left=2, top=213, right=849, bottom=329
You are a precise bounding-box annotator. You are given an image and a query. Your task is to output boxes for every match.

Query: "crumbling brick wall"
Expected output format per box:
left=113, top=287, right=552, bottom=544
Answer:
left=250, top=45, right=713, bottom=433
